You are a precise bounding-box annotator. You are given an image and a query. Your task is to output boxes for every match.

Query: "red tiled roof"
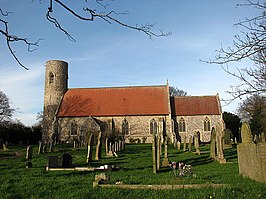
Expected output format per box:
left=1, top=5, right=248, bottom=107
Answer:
left=57, top=85, right=170, bottom=117
left=172, top=96, right=221, bottom=116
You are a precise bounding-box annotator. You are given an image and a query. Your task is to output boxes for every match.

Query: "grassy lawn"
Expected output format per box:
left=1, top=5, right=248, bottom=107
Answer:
left=0, top=143, right=265, bottom=199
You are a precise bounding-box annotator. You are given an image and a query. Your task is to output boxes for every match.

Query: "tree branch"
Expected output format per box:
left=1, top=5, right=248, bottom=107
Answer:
left=47, top=0, right=171, bottom=41
left=1, top=9, right=40, bottom=70
left=202, top=1, right=266, bottom=103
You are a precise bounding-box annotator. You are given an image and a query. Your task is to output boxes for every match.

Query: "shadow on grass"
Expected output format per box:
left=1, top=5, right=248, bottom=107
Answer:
left=224, top=148, right=238, bottom=161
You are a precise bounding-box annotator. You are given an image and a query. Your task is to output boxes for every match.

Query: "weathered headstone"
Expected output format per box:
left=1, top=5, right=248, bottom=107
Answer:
left=47, top=156, right=60, bottom=168
left=223, top=129, right=232, bottom=148
left=210, top=128, right=216, bottom=159
left=152, top=134, right=157, bottom=174
left=86, top=133, right=94, bottom=163
left=216, top=123, right=226, bottom=163
left=95, top=131, right=102, bottom=160
left=177, top=140, right=181, bottom=151
left=188, top=136, right=192, bottom=152
left=241, top=122, right=253, bottom=143
left=183, top=136, right=187, bottom=152
left=194, top=132, right=200, bottom=155
left=156, top=134, right=161, bottom=170
left=62, top=153, right=72, bottom=167
left=162, top=137, right=170, bottom=167
left=26, top=145, right=33, bottom=160
left=237, top=122, right=266, bottom=183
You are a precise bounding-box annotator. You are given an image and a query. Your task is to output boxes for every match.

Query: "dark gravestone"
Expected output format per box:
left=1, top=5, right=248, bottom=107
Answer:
left=62, top=153, right=73, bottom=168
left=47, top=156, right=60, bottom=168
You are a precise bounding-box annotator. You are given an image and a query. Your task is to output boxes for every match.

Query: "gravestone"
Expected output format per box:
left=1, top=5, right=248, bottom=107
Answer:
left=216, top=123, right=226, bottom=163
left=47, top=156, right=60, bottom=168
left=62, top=153, right=72, bottom=168
left=188, top=136, right=192, bottom=152
left=194, top=132, right=200, bottom=155
left=26, top=145, right=33, bottom=160
left=86, top=133, right=94, bottom=163
left=183, top=136, right=187, bottom=152
left=156, top=134, right=161, bottom=170
left=95, top=131, right=102, bottom=160
left=223, top=129, right=232, bottom=148
left=162, top=137, right=170, bottom=167
left=152, top=134, right=157, bottom=174
left=210, top=128, right=216, bottom=159
left=177, top=141, right=181, bottom=151
left=241, top=122, right=253, bottom=143
left=238, top=122, right=266, bottom=182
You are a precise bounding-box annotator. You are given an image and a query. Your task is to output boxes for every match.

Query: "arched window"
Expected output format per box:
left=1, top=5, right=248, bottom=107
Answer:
left=204, top=117, right=211, bottom=131
left=70, top=122, right=78, bottom=135
left=150, top=119, right=157, bottom=135
left=49, top=72, right=55, bottom=84
left=122, top=119, right=129, bottom=135
left=178, top=118, right=186, bottom=132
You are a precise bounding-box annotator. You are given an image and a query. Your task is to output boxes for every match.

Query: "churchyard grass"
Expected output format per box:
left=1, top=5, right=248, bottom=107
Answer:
left=0, top=143, right=265, bottom=199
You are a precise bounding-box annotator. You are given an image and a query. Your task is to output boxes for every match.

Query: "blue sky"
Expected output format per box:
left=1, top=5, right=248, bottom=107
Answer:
left=0, top=0, right=259, bottom=126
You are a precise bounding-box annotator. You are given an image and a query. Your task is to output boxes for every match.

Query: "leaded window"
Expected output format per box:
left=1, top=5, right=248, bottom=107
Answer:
left=178, top=118, right=186, bottom=132
left=150, top=119, right=157, bottom=135
left=204, top=117, right=211, bottom=131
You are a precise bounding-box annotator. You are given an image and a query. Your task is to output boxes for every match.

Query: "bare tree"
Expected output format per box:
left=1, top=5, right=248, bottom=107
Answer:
left=0, top=91, right=15, bottom=123
left=205, top=1, right=266, bottom=103
left=237, top=94, right=266, bottom=135
left=0, top=0, right=170, bottom=70
left=169, top=86, right=187, bottom=97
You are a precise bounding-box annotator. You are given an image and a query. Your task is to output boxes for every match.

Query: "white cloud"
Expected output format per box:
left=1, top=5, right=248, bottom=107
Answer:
left=0, top=63, right=45, bottom=126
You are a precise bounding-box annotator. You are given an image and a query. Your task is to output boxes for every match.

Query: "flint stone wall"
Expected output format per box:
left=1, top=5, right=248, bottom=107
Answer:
left=237, top=142, right=266, bottom=183
left=57, top=115, right=172, bottom=143
left=175, top=115, right=222, bottom=143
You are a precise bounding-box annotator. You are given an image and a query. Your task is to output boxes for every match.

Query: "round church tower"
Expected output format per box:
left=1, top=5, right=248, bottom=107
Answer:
left=43, top=60, right=68, bottom=142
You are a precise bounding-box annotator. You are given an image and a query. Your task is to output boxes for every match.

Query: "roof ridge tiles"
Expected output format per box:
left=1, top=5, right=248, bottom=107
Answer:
left=68, top=84, right=166, bottom=90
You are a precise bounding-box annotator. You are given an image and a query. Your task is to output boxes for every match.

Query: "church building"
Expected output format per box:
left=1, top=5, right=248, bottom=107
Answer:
left=43, top=60, right=224, bottom=144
